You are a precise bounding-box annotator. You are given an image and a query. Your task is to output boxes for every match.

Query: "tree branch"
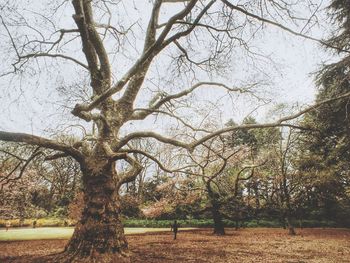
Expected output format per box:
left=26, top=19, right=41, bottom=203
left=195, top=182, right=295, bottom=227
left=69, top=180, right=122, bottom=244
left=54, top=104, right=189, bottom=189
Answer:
left=131, top=81, right=254, bottom=120
left=191, top=91, right=350, bottom=148
left=116, top=131, right=189, bottom=150
left=0, top=147, right=43, bottom=190
left=118, top=91, right=350, bottom=151
left=71, top=0, right=202, bottom=116
left=131, top=108, right=212, bottom=133
left=18, top=53, right=89, bottom=70
left=0, top=131, right=84, bottom=162
left=117, top=156, right=143, bottom=188
left=221, top=0, right=350, bottom=54
left=119, top=148, right=195, bottom=174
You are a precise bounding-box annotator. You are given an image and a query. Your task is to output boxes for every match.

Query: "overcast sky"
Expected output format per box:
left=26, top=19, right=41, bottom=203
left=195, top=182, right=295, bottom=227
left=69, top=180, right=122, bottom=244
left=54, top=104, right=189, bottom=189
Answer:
left=0, top=0, right=335, bottom=138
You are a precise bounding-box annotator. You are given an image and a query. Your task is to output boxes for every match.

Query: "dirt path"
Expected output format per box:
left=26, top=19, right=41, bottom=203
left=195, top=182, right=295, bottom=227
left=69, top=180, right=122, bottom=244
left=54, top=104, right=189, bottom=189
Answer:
left=1, top=228, right=350, bottom=262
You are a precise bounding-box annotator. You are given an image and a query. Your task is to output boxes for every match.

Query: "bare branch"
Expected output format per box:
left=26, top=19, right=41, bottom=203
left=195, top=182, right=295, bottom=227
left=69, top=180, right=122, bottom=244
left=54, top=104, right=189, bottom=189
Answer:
left=0, top=131, right=84, bottom=162
left=116, top=131, right=189, bottom=150
left=18, top=53, right=89, bottom=70
left=0, top=149, right=25, bottom=162
left=191, top=91, right=350, bottom=148
left=116, top=0, right=163, bottom=112
left=161, top=0, right=216, bottom=48
left=0, top=147, right=43, bottom=190
left=117, top=156, right=143, bottom=187
left=119, top=148, right=195, bottom=174
left=221, top=0, right=350, bottom=54
left=131, top=108, right=212, bottom=133
left=131, top=82, right=254, bottom=120
left=44, top=152, right=70, bottom=161
left=119, top=91, right=350, bottom=151
left=71, top=0, right=207, bottom=116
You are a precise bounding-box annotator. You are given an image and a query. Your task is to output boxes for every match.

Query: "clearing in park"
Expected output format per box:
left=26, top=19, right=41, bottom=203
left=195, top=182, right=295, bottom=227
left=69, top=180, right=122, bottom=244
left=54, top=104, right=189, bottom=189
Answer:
left=1, top=228, right=350, bottom=262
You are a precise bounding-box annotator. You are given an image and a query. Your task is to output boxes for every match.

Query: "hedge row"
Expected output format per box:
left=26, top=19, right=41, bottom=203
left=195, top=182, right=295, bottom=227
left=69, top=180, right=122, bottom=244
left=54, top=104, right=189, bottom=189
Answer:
left=124, top=219, right=338, bottom=228
left=0, top=218, right=339, bottom=228
left=0, top=218, right=71, bottom=228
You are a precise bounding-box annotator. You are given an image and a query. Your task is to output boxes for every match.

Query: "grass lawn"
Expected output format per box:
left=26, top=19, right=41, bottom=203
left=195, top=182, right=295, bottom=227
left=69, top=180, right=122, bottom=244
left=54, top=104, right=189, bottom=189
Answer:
left=0, top=227, right=193, bottom=241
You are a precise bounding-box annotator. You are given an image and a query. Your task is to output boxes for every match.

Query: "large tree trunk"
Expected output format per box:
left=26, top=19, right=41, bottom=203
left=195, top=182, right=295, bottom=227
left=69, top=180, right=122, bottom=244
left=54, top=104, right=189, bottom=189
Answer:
left=211, top=201, right=225, bottom=235
left=207, top=184, right=225, bottom=235
left=54, top=160, right=130, bottom=263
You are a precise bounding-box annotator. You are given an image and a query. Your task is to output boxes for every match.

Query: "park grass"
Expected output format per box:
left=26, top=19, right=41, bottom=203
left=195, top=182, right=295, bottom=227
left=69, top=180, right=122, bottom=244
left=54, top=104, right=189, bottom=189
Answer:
left=0, top=227, right=194, bottom=241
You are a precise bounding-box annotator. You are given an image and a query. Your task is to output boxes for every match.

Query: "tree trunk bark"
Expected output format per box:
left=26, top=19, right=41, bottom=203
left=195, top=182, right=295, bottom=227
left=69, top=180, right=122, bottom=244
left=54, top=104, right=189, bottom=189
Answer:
left=207, top=184, right=225, bottom=235
left=53, top=160, right=130, bottom=263
left=283, top=178, right=296, bottom=236
left=280, top=214, right=287, bottom=229
left=235, top=219, right=239, bottom=231
left=285, top=202, right=296, bottom=235
left=252, top=179, right=260, bottom=219
left=211, top=202, right=225, bottom=235
left=286, top=216, right=296, bottom=235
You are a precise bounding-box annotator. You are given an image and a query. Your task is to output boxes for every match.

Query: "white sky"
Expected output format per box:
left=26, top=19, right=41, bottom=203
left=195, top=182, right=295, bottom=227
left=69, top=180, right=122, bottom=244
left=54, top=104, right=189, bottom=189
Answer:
left=0, top=0, right=335, bottom=139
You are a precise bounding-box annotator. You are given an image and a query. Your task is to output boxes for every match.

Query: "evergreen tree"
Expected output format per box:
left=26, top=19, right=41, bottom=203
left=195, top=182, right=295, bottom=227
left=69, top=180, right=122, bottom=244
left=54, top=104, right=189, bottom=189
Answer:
left=299, top=0, right=350, bottom=226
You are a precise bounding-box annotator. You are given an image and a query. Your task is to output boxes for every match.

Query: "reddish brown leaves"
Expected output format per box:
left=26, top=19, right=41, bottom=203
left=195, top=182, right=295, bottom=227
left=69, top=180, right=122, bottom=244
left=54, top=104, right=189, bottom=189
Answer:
left=1, top=228, right=350, bottom=263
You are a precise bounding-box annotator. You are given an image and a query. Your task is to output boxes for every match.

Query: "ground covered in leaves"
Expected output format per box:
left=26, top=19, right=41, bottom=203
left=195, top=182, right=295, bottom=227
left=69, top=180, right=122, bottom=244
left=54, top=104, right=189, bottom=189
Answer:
left=1, top=228, right=349, bottom=262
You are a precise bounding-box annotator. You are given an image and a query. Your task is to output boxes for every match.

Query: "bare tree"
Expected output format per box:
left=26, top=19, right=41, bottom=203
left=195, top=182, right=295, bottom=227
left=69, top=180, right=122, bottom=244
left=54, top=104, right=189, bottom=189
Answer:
left=271, top=127, right=301, bottom=235
left=1, top=0, right=350, bottom=262
left=187, top=137, right=245, bottom=235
